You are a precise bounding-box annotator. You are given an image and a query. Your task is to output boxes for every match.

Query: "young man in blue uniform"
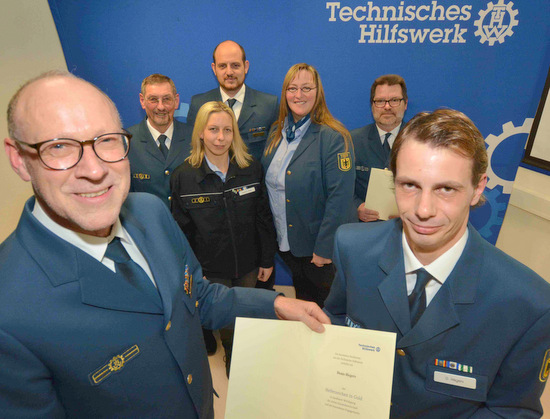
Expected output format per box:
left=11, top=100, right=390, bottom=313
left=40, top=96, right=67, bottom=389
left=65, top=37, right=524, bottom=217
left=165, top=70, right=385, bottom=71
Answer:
left=0, top=71, right=329, bottom=418
left=325, top=109, right=550, bottom=417
left=127, top=74, right=190, bottom=207
left=186, top=40, right=278, bottom=162
left=352, top=74, right=408, bottom=222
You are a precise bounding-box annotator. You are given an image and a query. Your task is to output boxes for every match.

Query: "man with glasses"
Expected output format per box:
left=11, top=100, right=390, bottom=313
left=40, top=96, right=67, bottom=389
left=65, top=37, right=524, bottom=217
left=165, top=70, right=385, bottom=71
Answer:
left=186, top=40, right=278, bottom=161
left=127, top=73, right=190, bottom=207
left=352, top=74, right=408, bottom=222
left=0, top=71, right=329, bottom=418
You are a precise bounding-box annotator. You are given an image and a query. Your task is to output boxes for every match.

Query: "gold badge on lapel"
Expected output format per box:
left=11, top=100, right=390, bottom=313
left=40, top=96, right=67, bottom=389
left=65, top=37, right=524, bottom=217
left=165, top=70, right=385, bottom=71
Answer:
left=184, top=265, right=193, bottom=297
left=338, top=152, right=352, bottom=172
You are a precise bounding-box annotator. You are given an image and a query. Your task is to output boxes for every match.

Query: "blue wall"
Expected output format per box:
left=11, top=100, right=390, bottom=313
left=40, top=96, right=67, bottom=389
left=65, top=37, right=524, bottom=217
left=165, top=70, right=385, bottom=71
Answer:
left=48, top=0, right=550, bottom=243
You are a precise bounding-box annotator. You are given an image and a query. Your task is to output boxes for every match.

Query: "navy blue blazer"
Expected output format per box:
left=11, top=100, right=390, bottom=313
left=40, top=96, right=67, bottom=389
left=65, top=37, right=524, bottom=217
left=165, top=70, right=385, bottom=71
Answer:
left=0, top=194, right=279, bottom=418
left=262, top=123, right=355, bottom=259
left=351, top=122, right=403, bottom=210
left=187, top=86, right=278, bottom=161
left=127, top=118, right=190, bottom=207
left=325, top=220, right=550, bottom=418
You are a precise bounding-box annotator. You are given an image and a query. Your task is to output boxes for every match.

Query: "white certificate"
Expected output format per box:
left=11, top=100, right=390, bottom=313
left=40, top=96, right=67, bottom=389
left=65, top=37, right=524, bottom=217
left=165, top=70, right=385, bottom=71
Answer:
left=364, top=168, right=398, bottom=220
left=225, top=318, right=396, bottom=419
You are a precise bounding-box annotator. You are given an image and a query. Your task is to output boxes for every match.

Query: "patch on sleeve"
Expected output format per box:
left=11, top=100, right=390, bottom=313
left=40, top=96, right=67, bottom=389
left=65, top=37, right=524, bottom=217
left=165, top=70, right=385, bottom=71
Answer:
left=540, top=349, right=550, bottom=382
left=338, top=152, right=352, bottom=172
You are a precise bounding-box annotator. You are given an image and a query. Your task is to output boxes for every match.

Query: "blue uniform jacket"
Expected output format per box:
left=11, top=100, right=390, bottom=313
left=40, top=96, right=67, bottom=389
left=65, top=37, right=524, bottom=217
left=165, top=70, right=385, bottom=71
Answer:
left=0, top=194, right=279, bottom=418
left=351, top=122, right=403, bottom=210
left=325, top=219, right=550, bottom=418
left=187, top=87, right=278, bottom=161
left=127, top=118, right=190, bottom=206
left=262, top=123, right=355, bottom=259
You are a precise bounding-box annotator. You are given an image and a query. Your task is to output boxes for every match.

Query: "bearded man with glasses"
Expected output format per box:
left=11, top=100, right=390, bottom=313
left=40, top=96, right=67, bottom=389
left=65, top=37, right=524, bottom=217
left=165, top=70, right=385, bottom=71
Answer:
left=352, top=74, right=408, bottom=222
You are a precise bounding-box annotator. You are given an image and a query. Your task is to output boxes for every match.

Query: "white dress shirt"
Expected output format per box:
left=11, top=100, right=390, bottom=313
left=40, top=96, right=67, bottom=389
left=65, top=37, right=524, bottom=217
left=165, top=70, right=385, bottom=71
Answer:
left=220, top=84, right=246, bottom=121
left=402, top=228, right=469, bottom=307
left=32, top=200, right=157, bottom=287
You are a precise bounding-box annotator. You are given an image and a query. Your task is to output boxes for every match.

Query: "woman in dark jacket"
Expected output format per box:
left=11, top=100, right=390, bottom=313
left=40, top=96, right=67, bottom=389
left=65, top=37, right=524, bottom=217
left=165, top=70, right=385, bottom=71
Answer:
left=171, top=101, right=276, bottom=374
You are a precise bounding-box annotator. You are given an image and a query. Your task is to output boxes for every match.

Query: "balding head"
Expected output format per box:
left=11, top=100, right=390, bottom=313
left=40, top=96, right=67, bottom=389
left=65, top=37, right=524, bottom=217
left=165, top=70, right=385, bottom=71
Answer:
left=8, top=71, right=121, bottom=143
left=4, top=71, right=129, bottom=237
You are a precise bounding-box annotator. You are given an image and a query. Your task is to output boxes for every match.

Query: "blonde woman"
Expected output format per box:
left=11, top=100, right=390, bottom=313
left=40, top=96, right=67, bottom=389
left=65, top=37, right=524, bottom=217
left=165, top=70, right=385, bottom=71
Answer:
left=171, top=101, right=276, bottom=374
left=262, top=63, right=355, bottom=308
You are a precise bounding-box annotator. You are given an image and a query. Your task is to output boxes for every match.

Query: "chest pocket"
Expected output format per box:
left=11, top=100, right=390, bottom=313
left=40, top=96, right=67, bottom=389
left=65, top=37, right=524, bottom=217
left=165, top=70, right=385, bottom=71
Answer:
left=425, top=364, right=488, bottom=402
left=179, top=193, right=222, bottom=210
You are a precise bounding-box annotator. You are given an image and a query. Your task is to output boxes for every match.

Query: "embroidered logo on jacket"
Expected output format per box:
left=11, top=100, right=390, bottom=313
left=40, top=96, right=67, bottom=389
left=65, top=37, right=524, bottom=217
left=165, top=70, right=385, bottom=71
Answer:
left=191, top=196, right=210, bottom=204
left=89, top=345, right=140, bottom=385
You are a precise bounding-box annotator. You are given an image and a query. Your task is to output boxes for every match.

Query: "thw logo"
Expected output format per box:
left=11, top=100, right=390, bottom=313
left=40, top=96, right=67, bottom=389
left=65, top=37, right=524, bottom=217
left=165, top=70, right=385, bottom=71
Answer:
left=474, top=0, right=519, bottom=46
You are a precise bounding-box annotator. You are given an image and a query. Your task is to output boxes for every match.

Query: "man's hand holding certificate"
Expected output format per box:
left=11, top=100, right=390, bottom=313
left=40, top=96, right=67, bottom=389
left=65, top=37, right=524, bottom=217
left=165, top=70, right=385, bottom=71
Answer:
left=226, top=318, right=396, bottom=419
left=364, top=168, right=398, bottom=221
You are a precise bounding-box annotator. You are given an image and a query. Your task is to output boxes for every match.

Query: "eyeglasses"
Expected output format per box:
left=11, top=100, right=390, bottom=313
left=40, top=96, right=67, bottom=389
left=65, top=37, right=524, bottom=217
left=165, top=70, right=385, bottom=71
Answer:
left=286, top=86, right=317, bottom=94
left=15, top=132, right=132, bottom=170
left=146, top=96, right=175, bottom=105
left=372, top=98, right=404, bottom=108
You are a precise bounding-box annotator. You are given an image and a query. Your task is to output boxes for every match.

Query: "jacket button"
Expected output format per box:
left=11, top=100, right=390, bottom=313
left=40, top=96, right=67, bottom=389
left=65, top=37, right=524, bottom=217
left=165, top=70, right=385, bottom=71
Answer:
left=286, top=170, right=291, bottom=175
left=164, top=170, right=170, bottom=175
left=286, top=199, right=290, bottom=203
left=187, top=374, right=193, bottom=384
left=288, top=224, right=293, bottom=228
left=195, top=301, right=199, bottom=308
left=168, top=196, right=172, bottom=201
left=397, top=349, right=406, bottom=356
left=165, top=321, right=171, bottom=331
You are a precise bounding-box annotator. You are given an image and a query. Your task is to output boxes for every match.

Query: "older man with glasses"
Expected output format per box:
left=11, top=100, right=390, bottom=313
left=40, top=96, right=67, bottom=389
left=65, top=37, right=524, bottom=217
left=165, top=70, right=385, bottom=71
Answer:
left=127, top=73, right=191, bottom=207
left=0, top=71, right=329, bottom=419
left=352, top=74, right=408, bottom=222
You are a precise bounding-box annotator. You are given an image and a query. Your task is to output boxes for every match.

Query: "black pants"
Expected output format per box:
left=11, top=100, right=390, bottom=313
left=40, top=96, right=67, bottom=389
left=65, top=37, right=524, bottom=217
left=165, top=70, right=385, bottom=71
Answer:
left=278, top=251, right=335, bottom=308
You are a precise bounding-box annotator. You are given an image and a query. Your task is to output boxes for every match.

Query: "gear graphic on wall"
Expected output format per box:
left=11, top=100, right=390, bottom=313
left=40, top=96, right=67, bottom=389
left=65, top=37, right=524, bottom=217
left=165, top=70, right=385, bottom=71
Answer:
left=485, top=118, right=533, bottom=194
left=474, top=0, right=519, bottom=46
left=478, top=186, right=508, bottom=240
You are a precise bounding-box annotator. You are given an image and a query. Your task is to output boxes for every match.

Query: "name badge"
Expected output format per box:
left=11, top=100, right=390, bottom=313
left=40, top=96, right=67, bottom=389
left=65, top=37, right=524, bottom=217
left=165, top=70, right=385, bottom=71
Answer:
left=434, top=371, right=477, bottom=390
left=238, top=186, right=256, bottom=196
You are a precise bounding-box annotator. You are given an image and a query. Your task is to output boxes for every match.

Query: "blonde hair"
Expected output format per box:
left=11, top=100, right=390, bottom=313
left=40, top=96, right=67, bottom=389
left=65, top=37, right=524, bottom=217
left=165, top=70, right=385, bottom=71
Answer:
left=265, top=63, right=352, bottom=155
left=187, top=101, right=252, bottom=168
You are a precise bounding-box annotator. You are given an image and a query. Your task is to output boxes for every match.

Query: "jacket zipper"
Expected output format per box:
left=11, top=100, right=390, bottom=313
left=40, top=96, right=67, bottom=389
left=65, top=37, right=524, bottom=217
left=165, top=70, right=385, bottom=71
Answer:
left=222, top=175, right=240, bottom=278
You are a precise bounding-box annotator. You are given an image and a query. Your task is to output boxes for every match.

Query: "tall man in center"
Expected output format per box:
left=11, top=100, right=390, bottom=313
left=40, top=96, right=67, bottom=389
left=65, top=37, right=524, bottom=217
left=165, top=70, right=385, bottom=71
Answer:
left=353, top=74, right=408, bottom=222
left=186, top=40, right=279, bottom=161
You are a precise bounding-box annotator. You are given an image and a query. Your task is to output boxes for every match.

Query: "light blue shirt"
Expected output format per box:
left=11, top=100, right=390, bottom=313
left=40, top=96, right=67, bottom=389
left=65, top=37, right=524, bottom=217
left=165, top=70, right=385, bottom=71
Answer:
left=205, top=155, right=230, bottom=182
left=265, top=117, right=312, bottom=251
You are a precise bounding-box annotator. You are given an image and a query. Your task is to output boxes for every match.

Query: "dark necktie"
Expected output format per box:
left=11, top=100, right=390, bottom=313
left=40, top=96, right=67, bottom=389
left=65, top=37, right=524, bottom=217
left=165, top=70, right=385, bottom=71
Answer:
left=158, top=134, right=169, bottom=159
left=408, top=268, right=431, bottom=327
left=105, top=237, right=162, bottom=307
left=227, top=98, right=237, bottom=108
left=286, top=113, right=310, bottom=142
left=383, top=132, right=391, bottom=163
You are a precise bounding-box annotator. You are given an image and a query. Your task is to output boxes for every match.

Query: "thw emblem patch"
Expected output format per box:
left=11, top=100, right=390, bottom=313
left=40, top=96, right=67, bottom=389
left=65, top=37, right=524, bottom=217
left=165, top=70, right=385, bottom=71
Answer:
left=338, top=152, right=352, bottom=172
